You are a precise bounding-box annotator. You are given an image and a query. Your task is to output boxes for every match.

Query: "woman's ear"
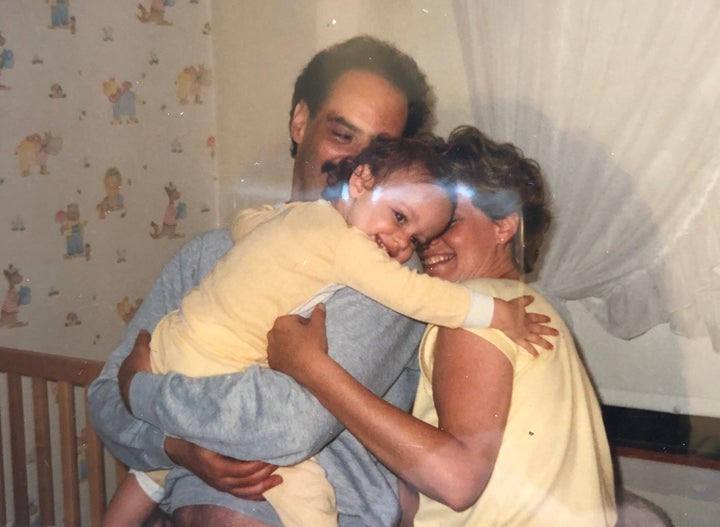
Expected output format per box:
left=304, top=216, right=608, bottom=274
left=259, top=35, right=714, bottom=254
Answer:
left=347, top=164, right=375, bottom=198
left=289, top=101, right=310, bottom=146
left=495, top=213, right=519, bottom=243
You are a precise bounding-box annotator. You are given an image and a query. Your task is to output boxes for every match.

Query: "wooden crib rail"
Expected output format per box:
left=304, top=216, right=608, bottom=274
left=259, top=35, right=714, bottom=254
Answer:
left=0, top=346, right=124, bottom=527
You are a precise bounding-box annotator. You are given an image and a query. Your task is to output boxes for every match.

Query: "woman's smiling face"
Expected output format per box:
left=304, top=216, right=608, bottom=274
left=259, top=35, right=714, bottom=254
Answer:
left=420, top=194, right=508, bottom=282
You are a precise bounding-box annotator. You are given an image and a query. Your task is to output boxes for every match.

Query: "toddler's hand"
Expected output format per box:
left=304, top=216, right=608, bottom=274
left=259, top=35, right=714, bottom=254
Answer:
left=492, top=296, right=558, bottom=357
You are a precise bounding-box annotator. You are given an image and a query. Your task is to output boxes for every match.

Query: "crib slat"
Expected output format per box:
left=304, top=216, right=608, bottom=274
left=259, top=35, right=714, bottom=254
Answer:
left=85, top=386, right=107, bottom=526
left=32, top=377, right=56, bottom=526
left=8, top=372, right=30, bottom=527
left=0, top=398, right=6, bottom=527
left=58, top=380, right=81, bottom=527
left=1, top=347, right=119, bottom=525
left=0, top=346, right=103, bottom=384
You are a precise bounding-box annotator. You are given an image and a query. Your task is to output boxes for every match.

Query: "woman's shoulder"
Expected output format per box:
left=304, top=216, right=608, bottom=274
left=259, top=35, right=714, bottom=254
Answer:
left=462, top=278, right=567, bottom=331
left=461, top=277, right=535, bottom=297
left=463, top=278, right=544, bottom=300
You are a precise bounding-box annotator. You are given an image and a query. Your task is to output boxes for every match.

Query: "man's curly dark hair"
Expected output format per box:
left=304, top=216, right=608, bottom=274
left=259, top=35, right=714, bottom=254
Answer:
left=289, top=35, right=436, bottom=156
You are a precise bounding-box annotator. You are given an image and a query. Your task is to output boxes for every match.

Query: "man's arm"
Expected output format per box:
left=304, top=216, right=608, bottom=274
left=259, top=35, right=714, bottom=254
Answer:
left=128, top=285, right=424, bottom=464
left=90, top=228, right=424, bottom=467
left=88, top=230, right=233, bottom=470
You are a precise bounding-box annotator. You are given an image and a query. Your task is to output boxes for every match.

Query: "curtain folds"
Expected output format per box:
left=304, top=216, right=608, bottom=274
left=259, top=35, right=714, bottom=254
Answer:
left=453, top=0, right=720, bottom=350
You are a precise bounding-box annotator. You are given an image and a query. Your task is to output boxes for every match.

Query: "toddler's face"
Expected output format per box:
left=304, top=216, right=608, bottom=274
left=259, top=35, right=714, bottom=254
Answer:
left=346, top=167, right=453, bottom=263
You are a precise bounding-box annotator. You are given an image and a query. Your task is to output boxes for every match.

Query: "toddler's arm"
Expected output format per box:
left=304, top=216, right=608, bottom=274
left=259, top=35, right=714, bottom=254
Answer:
left=336, top=231, right=556, bottom=350
left=336, top=233, right=497, bottom=329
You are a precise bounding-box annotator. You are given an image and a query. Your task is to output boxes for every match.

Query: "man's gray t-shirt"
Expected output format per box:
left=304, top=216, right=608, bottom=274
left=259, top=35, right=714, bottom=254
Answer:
left=89, top=229, right=423, bottom=526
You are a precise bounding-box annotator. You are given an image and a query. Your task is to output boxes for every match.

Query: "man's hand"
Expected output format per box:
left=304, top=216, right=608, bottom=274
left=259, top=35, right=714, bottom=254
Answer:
left=164, top=437, right=282, bottom=500
left=118, top=330, right=153, bottom=411
left=267, top=304, right=329, bottom=385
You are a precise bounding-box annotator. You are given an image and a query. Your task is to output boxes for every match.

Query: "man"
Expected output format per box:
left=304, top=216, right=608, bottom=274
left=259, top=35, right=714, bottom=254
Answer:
left=89, top=36, right=435, bottom=526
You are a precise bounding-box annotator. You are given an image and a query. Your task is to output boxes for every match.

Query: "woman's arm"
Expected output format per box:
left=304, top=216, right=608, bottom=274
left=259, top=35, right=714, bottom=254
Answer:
left=267, top=304, right=514, bottom=512
left=427, top=325, right=512, bottom=509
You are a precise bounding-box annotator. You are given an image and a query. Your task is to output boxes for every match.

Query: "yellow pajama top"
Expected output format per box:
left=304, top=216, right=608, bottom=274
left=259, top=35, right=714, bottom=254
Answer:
left=150, top=200, right=490, bottom=376
left=413, top=278, right=617, bottom=527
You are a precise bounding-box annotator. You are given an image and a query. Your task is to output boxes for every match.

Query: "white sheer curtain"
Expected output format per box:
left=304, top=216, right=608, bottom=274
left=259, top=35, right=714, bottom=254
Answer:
left=452, top=0, right=720, bottom=350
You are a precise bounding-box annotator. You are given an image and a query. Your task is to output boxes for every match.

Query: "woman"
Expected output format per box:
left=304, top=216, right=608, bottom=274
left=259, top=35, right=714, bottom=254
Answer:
left=267, top=126, right=617, bottom=526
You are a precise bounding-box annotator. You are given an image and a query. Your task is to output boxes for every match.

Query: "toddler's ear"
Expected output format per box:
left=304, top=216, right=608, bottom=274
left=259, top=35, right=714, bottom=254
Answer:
left=348, top=164, right=376, bottom=197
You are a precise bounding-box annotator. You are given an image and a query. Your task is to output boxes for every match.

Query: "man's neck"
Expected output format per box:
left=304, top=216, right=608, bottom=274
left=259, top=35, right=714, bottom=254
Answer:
left=289, top=168, right=326, bottom=202
left=289, top=187, right=323, bottom=203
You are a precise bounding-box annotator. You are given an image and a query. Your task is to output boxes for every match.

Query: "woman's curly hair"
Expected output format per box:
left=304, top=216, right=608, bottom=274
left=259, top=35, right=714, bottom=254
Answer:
left=442, top=126, right=552, bottom=273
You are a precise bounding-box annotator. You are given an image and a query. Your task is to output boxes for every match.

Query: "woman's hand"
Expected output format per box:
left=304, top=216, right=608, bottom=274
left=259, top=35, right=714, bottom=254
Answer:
left=267, top=304, right=329, bottom=385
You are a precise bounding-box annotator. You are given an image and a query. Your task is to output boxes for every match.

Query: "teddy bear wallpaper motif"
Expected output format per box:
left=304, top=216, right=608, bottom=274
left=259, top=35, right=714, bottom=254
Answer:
left=1, top=264, right=30, bottom=329
left=56, top=203, right=90, bottom=260
left=150, top=181, right=186, bottom=239
left=0, top=31, right=14, bottom=90
left=0, top=1, right=217, bottom=356
left=137, top=0, right=176, bottom=26
left=97, top=166, right=127, bottom=219
left=47, top=0, right=76, bottom=34
left=176, top=64, right=212, bottom=104
left=102, top=76, right=142, bottom=124
left=15, top=131, right=63, bottom=176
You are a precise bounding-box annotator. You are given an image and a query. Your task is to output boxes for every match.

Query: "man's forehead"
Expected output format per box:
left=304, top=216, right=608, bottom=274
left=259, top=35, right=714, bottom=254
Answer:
left=317, top=70, right=408, bottom=137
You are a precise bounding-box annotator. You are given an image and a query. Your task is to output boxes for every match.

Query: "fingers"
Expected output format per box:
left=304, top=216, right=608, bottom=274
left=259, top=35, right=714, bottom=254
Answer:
left=218, top=462, right=275, bottom=486
left=272, top=312, right=310, bottom=332
left=517, top=340, right=540, bottom=358
left=511, top=295, right=535, bottom=307
left=127, top=330, right=153, bottom=369
left=271, top=305, right=325, bottom=335
left=119, top=329, right=154, bottom=410
left=526, top=313, right=552, bottom=324
left=530, top=323, right=559, bottom=337
left=213, top=461, right=283, bottom=500
left=134, top=329, right=151, bottom=347
left=309, top=303, right=326, bottom=325
left=527, top=334, right=554, bottom=350
left=226, top=473, right=284, bottom=500
left=167, top=438, right=284, bottom=501
left=208, top=457, right=277, bottom=486
left=130, top=330, right=152, bottom=361
left=518, top=333, right=555, bottom=357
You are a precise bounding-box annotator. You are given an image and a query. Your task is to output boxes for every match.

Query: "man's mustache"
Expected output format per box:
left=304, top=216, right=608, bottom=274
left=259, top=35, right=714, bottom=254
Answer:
left=321, top=160, right=341, bottom=187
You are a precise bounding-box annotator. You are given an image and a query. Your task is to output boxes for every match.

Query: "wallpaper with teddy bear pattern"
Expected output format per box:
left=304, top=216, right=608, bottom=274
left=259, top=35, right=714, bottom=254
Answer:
left=0, top=0, right=219, bottom=359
